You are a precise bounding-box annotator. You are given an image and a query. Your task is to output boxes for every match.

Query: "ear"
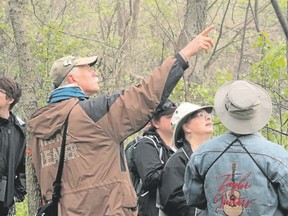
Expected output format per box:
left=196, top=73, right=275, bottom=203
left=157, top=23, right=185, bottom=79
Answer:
left=66, top=72, right=77, bottom=84
left=151, top=119, right=160, bottom=129
left=182, top=123, right=191, bottom=134
left=7, top=97, right=14, bottom=105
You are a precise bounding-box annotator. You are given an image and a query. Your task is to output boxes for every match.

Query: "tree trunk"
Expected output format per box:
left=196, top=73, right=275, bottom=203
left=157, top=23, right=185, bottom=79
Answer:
left=176, top=0, right=208, bottom=101
left=116, top=0, right=141, bottom=87
left=8, top=0, right=41, bottom=215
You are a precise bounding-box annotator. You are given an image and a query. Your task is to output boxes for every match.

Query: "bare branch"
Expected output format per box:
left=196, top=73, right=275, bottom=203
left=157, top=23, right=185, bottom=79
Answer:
left=205, top=0, right=231, bottom=68
left=253, top=0, right=261, bottom=32
left=237, top=1, right=250, bottom=78
left=204, top=2, right=271, bottom=69
left=271, top=0, right=288, bottom=40
left=265, top=126, right=288, bottom=137
left=208, top=0, right=219, bottom=11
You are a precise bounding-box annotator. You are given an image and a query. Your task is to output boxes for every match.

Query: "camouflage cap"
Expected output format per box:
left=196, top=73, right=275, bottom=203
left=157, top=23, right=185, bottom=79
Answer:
left=50, top=55, right=98, bottom=88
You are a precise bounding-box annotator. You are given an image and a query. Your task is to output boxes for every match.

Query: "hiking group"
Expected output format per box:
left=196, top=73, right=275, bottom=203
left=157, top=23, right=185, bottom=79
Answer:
left=0, top=24, right=287, bottom=216
left=127, top=80, right=288, bottom=216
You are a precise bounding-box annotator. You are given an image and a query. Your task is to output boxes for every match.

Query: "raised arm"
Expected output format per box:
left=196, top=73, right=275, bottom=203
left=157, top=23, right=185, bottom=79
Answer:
left=179, top=25, right=214, bottom=61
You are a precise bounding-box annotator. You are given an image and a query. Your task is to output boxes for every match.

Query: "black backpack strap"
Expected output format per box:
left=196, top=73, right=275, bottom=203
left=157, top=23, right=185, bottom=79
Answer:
left=206, top=134, right=271, bottom=183
left=205, top=137, right=239, bottom=174
left=52, top=100, right=79, bottom=203
left=144, top=135, right=164, bottom=164
left=182, top=147, right=189, bottom=160
left=125, top=136, right=142, bottom=152
left=236, top=137, right=271, bottom=182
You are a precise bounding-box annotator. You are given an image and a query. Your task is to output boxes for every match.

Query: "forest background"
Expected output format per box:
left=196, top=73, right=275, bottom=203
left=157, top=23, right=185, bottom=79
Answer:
left=1, top=0, right=287, bottom=215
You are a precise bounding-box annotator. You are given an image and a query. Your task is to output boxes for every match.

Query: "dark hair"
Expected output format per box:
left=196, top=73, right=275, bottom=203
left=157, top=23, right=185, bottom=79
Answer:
left=174, top=110, right=202, bottom=148
left=153, top=99, right=177, bottom=120
left=0, top=77, right=22, bottom=110
left=148, top=99, right=177, bottom=132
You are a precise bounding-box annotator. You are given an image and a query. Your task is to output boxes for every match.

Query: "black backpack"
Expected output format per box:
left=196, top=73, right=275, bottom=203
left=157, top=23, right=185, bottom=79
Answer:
left=125, top=135, right=163, bottom=196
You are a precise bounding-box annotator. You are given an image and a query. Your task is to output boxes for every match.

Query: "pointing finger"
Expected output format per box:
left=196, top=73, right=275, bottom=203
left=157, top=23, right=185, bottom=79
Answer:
left=199, top=25, right=214, bottom=37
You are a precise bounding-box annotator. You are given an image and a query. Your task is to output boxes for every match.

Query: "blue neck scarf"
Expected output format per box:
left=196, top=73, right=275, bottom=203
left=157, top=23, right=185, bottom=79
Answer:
left=47, top=86, right=88, bottom=104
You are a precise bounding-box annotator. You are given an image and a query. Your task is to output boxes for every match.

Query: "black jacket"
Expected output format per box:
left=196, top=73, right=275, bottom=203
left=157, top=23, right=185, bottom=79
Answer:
left=159, top=140, right=196, bottom=216
left=0, top=113, right=26, bottom=207
left=134, top=130, right=175, bottom=216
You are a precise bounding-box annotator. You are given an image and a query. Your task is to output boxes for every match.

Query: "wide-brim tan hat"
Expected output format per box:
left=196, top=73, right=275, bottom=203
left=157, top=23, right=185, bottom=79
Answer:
left=50, top=55, right=98, bottom=88
left=214, top=80, right=272, bottom=135
left=171, top=102, right=213, bottom=148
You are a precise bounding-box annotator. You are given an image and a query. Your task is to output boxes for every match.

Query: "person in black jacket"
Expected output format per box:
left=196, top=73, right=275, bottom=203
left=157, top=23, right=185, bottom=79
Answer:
left=133, top=99, right=177, bottom=216
left=0, top=77, right=26, bottom=216
left=159, top=102, right=213, bottom=216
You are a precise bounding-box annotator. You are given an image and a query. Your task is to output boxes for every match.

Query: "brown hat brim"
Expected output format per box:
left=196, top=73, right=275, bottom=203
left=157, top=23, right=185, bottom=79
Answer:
left=74, top=56, right=98, bottom=67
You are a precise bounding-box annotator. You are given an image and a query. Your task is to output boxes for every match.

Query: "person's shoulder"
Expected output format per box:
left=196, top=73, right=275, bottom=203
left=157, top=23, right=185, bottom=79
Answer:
left=137, top=134, right=158, bottom=145
left=13, top=115, right=26, bottom=134
left=262, top=137, right=287, bottom=152
left=134, top=134, right=162, bottom=154
left=79, top=94, right=110, bottom=119
left=246, top=133, right=283, bottom=149
left=125, top=136, right=142, bottom=150
left=16, top=116, right=25, bottom=126
left=12, top=114, right=25, bottom=126
left=81, top=94, right=106, bottom=106
left=166, top=149, right=184, bottom=164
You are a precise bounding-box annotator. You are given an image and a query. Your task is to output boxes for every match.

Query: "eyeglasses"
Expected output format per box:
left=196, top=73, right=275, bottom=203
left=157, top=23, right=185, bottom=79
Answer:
left=192, top=111, right=213, bottom=120
left=156, top=101, right=177, bottom=113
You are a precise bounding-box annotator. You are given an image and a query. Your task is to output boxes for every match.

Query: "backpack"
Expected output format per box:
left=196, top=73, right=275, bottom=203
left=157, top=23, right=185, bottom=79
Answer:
left=125, top=135, right=164, bottom=196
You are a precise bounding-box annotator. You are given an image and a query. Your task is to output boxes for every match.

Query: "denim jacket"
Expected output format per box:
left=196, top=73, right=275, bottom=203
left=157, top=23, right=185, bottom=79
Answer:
left=183, top=132, right=288, bottom=216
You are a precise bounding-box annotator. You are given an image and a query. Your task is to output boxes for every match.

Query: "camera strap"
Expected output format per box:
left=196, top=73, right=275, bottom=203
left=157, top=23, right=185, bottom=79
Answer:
left=52, top=100, right=79, bottom=204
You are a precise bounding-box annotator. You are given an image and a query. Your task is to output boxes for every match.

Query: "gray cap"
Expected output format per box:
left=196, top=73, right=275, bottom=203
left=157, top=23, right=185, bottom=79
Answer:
left=50, top=55, right=98, bottom=88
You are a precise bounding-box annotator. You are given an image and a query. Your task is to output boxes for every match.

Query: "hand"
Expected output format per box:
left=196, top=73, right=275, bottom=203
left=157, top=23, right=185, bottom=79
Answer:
left=180, top=25, right=214, bottom=60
